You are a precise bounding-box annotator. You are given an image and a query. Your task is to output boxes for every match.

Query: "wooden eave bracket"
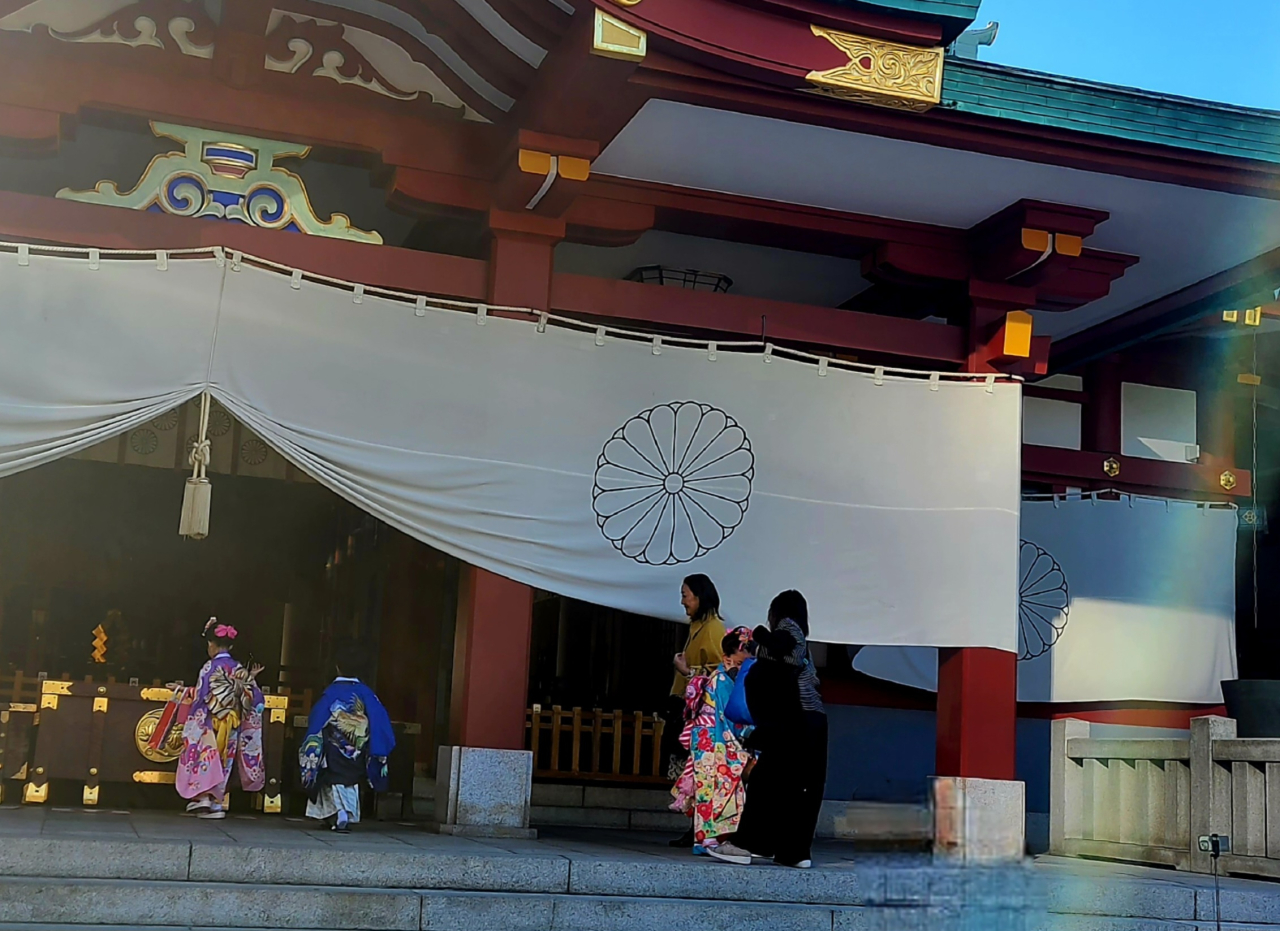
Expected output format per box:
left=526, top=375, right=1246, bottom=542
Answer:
left=490, top=129, right=598, bottom=217
left=0, top=102, right=64, bottom=155
left=968, top=281, right=1050, bottom=375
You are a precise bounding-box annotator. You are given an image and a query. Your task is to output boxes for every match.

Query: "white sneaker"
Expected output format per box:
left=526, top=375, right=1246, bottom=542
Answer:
left=776, top=858, right=812, bottom=869
left=185, top=799, right=212, bottom=814
left=707, top=842, right=759, bottom=866
left=197, top=806, right=226, bottom=820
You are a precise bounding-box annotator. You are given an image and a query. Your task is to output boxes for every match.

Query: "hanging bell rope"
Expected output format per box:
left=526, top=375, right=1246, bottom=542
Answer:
left=179, top=391, right=213, bottom=539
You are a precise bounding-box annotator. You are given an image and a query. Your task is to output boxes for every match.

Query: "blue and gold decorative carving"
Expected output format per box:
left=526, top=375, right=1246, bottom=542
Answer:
left=57, top=122, right=382, bottom=244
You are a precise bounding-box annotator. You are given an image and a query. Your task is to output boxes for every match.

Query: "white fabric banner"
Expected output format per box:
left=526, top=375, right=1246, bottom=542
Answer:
left=0, top=248, right=1022, bottom=649
left=855, top=496, right=1239, bottom=703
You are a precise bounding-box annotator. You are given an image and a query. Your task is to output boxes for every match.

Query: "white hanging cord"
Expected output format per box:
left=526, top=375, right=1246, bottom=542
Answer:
left=191, top=391, right=211, bottom=480
left=525, top=156, right=559, bottom=210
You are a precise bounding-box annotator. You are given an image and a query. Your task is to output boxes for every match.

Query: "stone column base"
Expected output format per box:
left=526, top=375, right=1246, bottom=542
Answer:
left=932, top=776, right=1025, bottom=863
left=435, top=746, right=536, bottom=839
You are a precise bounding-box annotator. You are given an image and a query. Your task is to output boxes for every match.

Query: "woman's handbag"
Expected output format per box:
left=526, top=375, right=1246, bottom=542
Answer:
left=724, top=657, right=756, bottom=727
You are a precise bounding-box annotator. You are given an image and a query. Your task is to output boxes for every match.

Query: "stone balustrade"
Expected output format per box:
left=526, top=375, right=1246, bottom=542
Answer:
left=1051, top=715, right=1280, bottom=878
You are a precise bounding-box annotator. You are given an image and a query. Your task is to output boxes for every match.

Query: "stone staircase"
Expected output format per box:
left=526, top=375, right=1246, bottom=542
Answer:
left=4, top=810, right=1280, bottom=930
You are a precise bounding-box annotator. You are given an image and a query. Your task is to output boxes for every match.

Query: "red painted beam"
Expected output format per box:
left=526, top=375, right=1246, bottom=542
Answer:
left=599, top=0, right=851, bottom=89
left=0, top=101, right=62, bottom=154
left=550, top=271, right=966, bottom=361
left=1022, top=443, right=1251, bottom=499
left=586, top=177, right=962, bottom=258
left=0, top=191, right=489, bottom=300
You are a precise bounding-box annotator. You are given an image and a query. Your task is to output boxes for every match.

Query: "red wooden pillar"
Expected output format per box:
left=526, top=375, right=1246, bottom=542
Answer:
left=486, top=208, right=563, bottom=311
left=935, top=647, right=1017, bottom=779
left=933, top=286, right=1021, bottom=780
left=449, top=566, right=535, bottom=750
left=443, top=209, right=560, bottom=751
left=1082, top=355, right=1122, bottom=455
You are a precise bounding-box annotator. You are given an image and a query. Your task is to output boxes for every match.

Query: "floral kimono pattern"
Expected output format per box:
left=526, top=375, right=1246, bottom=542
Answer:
left=176, top=653, right=265, bottom=799
left=669, top=666, right=752, bottom=845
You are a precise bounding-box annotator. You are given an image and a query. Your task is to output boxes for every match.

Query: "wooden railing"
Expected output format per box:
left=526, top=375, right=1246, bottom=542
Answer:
left=526, top=705, right=667, bottom=784
left=1052, top=716, right=1280, bottom=878
left=0, top=672, right=40, bottom=706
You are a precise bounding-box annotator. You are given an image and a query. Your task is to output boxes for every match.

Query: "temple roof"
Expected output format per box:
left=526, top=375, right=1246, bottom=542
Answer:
left=945, top=60, right=1280, bottom=164
left=827, top=0, right=980, bottom=42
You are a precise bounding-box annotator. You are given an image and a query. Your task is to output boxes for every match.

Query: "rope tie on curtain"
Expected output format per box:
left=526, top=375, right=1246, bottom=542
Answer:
left=179, top=390, right=213, bottom=539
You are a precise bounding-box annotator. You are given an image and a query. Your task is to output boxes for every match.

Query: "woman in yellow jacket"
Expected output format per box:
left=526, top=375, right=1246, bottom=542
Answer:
left=666, top=573, right=726, bottom=847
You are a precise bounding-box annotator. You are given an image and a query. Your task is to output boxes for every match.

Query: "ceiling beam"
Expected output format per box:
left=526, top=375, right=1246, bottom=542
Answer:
left=0, top=190, right=488, bottom=299
left=550, top=271, right=966, bottom=362
left=1052, top=245, right=1280, bottom=370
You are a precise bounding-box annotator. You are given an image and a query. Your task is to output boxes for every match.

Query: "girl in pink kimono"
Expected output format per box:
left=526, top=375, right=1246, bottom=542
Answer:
left=176, top=618, right=266, bottom=819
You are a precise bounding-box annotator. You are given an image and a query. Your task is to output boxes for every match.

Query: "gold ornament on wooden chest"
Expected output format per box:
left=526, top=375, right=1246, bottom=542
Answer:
left=805, top=26, right=944, bottom=112
left=135, top=709, right=184, bottom=763
left=1102, top=457, right=1121, bottom=478
left=1221, top=470, right=1238, bottom=491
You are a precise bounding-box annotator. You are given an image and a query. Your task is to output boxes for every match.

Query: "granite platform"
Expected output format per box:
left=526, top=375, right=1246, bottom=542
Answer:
left=0, top=805, right=1279, bottom=930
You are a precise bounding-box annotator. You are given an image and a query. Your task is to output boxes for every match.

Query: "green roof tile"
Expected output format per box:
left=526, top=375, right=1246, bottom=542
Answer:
left=820, top=0, right=979, bottom=42
left=940, top=60, right=1280, bottom=163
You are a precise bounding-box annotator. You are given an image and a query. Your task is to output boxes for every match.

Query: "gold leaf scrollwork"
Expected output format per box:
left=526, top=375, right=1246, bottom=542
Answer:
left=805, top=26, right=943, bottom=113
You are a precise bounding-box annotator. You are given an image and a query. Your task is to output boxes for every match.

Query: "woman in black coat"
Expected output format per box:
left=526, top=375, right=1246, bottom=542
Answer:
left=708, top=590, right=827, bottom=869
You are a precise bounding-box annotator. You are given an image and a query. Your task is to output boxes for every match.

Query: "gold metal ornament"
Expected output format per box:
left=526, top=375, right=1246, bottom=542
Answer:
left=1221, top=470, right=1238, bottom=490
left=23, top=781, right=47, bottom=804
left=263, top=794, right=283, bottom=814
left=805, top=26, right=944, bottom=112
left=140, top=687, right=176, bottom=702
left=1102, top=457, right=1121, bottom=478
left=132, top=771, right=177, bottom=784
left=592, top=9, right=646, bottom=62
left=135, top=709, right=184, bottom=763
left=93, top=697, right=109, bottom=713
left=82, top=785, right=99, bottom=805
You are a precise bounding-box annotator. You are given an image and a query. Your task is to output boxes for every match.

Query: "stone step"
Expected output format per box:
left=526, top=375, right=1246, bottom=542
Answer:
left=0, top=876, right=859, bottom=931
left=0, top=834, right=862, bottom=905
left=526, top=781, right=932, bottom=843
left=529, top=804, right=689, bottom=831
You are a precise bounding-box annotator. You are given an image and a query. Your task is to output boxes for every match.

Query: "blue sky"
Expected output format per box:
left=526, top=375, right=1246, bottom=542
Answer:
left=971, top=0, right=1280, bottom=110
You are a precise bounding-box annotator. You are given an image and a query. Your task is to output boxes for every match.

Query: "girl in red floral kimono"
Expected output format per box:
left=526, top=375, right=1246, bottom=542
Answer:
left=669, top=627, right=754, bottom=854
left=175, top=618, right=266, bottom=819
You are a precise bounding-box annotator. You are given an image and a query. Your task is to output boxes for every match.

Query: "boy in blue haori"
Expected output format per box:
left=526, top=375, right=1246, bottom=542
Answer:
left=299, top=646, right=395, bottom=832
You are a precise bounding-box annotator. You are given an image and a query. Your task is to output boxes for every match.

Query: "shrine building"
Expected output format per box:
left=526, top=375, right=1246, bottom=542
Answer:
left=0, top=0, right=1276, bottom=856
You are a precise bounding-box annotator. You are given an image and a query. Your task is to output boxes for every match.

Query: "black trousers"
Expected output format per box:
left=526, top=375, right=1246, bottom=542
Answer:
left=659, top=694, right=687, bottom=768
left=733, top=711, right=828, bottom=864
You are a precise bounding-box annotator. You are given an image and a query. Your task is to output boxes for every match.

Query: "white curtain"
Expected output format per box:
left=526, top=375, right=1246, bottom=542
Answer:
left=855, top=496, right=1239, bottom=703
left=0, top=253, right=219, bottom=474
left=0, top=248, right=1023, bottom=650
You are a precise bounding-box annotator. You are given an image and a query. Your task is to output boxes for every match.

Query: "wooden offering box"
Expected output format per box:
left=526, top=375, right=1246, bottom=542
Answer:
left=24, top=679, right=287, bottom=808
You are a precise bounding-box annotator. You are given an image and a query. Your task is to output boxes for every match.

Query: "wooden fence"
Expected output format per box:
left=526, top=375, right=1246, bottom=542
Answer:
left=1052, top=716, right=1280, bottom=878
left=526, top=705, right=667, bottom=783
